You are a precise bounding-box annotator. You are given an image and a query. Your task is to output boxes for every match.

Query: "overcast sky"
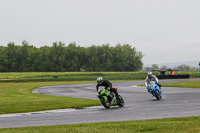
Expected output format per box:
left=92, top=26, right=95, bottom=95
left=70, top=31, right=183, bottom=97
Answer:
left=0, top=0, right=200, bottom=65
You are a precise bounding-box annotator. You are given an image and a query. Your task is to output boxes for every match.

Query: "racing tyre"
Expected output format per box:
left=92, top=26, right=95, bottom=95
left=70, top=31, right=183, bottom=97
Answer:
left=155, top=90, right=161, bottom=100
left=100, top=97, right=110, bottom=109
left=117, top=95, right=124, bottom=107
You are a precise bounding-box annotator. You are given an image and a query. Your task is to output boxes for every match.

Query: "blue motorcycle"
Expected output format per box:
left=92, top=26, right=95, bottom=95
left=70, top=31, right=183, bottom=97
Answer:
left=148, top=81, right=162, bottom=100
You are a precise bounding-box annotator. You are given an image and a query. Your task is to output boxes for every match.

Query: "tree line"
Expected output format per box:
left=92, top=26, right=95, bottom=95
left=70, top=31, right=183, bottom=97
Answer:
left=144, top=64, right=198, bottom=71
left=0, top=41, right=143, bottom=72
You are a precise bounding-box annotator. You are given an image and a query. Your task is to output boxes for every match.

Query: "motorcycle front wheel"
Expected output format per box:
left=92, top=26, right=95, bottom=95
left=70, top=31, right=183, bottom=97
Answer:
left=155, top=90, right=161, bottom=100
left=100, top=97, right=110, bottom=109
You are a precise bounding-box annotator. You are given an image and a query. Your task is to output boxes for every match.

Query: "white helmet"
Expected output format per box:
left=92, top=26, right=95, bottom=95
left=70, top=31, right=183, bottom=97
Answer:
left=97, top=77, right=103, bottom=83
left=147, top=72, right=152, bottom=78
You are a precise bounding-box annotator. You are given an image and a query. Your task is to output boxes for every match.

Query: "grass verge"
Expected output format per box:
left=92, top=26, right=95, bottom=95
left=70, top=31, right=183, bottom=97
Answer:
left=0, top=72, right=149, bottom=82
left=139, top=81, right=200, bottom=89
left=0, top=80, right=136, bottom=114
left=1, top=79, right=200, bottom=132
left=161, top=81, right=200, bottom=88
left=0, top=72, right=199, bottom=82
left=0, top=81, right=101, bottom=114
left=1, top=116, right=200, bottom=133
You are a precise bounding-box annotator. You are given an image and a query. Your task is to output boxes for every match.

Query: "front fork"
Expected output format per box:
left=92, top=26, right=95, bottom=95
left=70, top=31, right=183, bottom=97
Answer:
left=108, top=92, right=117, bottom=105
left=110, top=97, right=117, bottom=106
left=97, top=93, right=108, bottom=102
left=97, top=92, right=115, bottom=105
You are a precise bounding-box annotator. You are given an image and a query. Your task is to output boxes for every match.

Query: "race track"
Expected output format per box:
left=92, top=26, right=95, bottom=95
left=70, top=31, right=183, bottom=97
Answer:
left=0, top=79, right=200, bottom=129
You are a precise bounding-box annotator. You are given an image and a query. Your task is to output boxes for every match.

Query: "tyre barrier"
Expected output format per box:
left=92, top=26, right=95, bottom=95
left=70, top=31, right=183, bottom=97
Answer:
left=157, top=74, right=190, bottom=79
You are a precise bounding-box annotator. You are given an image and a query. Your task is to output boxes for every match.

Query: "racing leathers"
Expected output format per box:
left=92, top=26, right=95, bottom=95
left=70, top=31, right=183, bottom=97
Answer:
left=145, top=75, right=162, bottom=91
left=96, top=80, right=119, bottom=98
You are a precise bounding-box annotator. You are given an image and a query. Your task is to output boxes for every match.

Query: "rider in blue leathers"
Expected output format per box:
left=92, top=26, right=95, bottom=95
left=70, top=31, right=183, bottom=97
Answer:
left=145, top=72, right=162, bottom=92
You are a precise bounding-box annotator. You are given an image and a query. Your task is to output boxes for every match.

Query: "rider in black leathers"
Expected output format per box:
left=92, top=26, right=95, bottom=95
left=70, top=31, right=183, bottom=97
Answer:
left=96, top=77, right=119, bottom=99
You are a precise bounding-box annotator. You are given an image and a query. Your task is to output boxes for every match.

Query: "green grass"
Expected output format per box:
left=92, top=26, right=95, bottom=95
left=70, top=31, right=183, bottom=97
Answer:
left=161, top=81, right=200, bottom=88
left=0, top=72, right=157, bottom=82
left=0, top=79, right=136, bottom=114
left=0, top=81, right=101, bottom=114
left=0, top=74, right=147, bottom=82
left=1, top=116, right=200, bottom=133
left=139, top=81, right=200, bottom=89
left=0, top=71, right=199, bottom=82
left=0, top=74, right=200, bottom=132
left=0, top=72, right=149, bottom=78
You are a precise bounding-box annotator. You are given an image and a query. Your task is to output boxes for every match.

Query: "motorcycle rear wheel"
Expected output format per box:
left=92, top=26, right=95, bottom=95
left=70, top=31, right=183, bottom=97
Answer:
left=117, top=95, right=124, bottom=107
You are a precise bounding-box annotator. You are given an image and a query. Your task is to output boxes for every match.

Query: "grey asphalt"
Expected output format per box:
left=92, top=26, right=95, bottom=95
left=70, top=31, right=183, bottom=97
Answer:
left=0, top=78, right=200, bottom=129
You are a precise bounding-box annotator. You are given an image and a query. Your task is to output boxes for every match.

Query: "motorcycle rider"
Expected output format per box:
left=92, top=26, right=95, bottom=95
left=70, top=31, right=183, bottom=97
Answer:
left=145, top=72, right=162, bottom=92
left=96, top=77, right=119, bottom=100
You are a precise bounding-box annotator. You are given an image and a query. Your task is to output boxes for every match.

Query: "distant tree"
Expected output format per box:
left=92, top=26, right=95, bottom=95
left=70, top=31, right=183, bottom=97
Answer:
left=98, top=44, right=112, bottom=71
left=111, top=44, right=143, bottom=71
left=174, top=64, right=191, bottom=71
left=151, top=64, right=159, bottom=70
left=5, top=42, right=19, bottom=72
left=17, top=41, right=35, bottom=71
left=32, top=46, right=48, bottom=71
left=66, top=42, right=80, bottom=71
left=85, top=45, right=99, bottom=71
left=143, top=67, right=151, bottom=71
left=160, top=65, right=170, bottom=70
left=0, top=42, right=144, bottom=72
left=0, top=46, right=8, bottom=72
left=190, top=67, right=198, bottom=71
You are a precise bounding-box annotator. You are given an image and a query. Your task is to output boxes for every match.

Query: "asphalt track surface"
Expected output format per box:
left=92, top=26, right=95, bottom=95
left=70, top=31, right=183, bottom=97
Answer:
left=0, top=79, right=200, bottom=129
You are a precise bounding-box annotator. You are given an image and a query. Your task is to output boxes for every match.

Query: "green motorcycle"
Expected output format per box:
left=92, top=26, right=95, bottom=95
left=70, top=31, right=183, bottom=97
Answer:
left=97, top=87, right=124, bottom=109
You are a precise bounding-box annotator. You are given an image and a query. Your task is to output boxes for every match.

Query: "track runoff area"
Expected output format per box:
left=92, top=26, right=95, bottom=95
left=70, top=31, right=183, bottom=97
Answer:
left=0, top=78, right=200, bottom=129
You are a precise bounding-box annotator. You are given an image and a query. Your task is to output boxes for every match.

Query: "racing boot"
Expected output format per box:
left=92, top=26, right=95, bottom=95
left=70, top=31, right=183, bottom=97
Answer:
left=157, top=83, right=162, bottom=92
left=146, top=85, right=150, bottom=92
left=116, top=92, right=119, bottom=99
left=114, top=89, right=120, bottom=102
left=159, top=88, right=162, bottom=93
left=108, top=93, right=114, bottom=101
